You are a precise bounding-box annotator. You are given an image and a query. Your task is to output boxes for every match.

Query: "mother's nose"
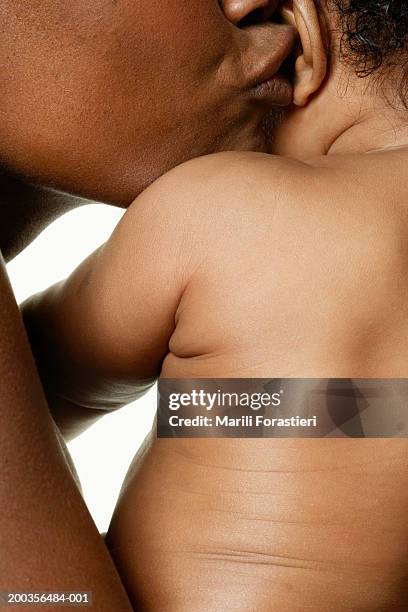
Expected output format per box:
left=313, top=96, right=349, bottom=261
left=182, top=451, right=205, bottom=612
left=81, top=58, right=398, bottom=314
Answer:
left=220, top=0, right=279, bottom=25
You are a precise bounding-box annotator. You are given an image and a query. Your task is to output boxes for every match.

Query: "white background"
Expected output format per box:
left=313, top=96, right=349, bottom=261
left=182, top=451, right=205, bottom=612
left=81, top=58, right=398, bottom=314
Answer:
left=7, top=204, right=156, bottom=533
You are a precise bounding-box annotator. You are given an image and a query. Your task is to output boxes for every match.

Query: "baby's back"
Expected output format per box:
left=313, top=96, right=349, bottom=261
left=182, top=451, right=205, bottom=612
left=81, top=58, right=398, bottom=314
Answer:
left=164, top=149, right=408, bottom=380
left=108, top=150, right=408, bottom=611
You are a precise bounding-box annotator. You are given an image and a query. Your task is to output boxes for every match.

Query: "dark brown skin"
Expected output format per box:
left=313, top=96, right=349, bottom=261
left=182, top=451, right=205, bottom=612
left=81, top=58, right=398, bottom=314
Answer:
left=0, top=0, right=297, bottom=606
left=0, top=255, right=132, bottom=611
left=1, top=0, right=295, bottom=258
left=0, top=0, right=295, bottom=208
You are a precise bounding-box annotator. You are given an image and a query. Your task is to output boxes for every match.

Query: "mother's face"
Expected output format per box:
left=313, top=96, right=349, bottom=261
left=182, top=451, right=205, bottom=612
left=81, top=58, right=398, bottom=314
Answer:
left=1, top=1, right=295, bottom=204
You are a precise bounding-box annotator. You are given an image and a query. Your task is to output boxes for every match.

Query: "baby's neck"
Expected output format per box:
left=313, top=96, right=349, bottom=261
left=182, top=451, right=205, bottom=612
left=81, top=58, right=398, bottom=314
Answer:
left=271, top=73, right=408, bottom=159
left=328, top=113, right=408, bottom=156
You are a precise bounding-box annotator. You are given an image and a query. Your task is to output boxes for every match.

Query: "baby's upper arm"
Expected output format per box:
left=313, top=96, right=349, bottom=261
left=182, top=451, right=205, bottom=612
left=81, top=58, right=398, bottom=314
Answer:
left=56, top=153, right=278, bottom=378
left=86, top=151, right=312, bottom=376
left=56, top=175, right=199, bottom=384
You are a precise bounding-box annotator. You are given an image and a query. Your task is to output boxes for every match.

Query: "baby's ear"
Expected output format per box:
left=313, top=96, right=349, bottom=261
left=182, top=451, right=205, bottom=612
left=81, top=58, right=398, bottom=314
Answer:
left=280, top=0, right=327, bottom=106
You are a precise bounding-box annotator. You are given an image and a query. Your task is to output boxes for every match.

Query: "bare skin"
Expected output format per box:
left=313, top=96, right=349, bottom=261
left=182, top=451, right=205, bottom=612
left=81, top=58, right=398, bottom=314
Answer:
left=25, top=142, right=408, bottom=609
left=22, top=1, right=408, bottom=609
left=0, top=0, right=296, bottom=601
left=1, top=0, right=295, bottom=212
left=0, top=256, right=132, bottom=611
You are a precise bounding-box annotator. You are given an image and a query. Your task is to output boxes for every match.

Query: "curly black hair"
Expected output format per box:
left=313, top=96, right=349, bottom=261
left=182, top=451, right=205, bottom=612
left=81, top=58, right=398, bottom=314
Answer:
left=331, top=0, right=408, bottom=105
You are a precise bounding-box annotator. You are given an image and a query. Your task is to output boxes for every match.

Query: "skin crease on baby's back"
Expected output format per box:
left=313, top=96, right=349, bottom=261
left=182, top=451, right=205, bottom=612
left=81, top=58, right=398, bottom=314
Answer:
left=106, top=150, right=408, bottom=611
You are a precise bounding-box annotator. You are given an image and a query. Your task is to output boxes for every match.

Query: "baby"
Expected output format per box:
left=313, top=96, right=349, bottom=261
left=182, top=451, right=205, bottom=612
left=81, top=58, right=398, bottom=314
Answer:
left=24, top=1, right=408, bottom=609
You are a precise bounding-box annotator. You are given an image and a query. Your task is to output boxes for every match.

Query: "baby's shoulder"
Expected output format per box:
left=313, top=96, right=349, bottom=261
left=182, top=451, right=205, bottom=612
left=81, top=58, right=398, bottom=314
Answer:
left=124, top=151, right=317, bottom=238
left=122, top=150, right=406, bottom=283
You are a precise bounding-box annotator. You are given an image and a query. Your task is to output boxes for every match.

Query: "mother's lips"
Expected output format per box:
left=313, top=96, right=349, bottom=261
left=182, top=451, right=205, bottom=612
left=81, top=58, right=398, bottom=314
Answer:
left=246, top=23, right=298, bottom=89
left=217, top=21, right=297, bottom=108
left=243, top=23, right=297, bottom=107
left=251, top=72, right=293, bottom=107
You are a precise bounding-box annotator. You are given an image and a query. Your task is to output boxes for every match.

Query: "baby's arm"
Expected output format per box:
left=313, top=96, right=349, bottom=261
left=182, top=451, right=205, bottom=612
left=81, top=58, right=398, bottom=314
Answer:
left=23, top=150, right=309, bottom=439
left=23, top=173, right=196, bottom=439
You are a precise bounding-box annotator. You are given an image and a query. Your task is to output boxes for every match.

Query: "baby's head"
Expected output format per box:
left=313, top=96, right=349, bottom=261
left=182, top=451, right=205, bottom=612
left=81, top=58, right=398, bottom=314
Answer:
left=268, top=0, right=408, bottom=155
left=329, top=1, right=407, bottom=104
left=283, top=0, right=407, bottom=104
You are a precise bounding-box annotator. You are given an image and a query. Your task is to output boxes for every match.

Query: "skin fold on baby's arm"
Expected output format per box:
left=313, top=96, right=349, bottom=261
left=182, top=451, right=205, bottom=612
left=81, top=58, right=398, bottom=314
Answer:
left=23, top=151, right=408, bottom=609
